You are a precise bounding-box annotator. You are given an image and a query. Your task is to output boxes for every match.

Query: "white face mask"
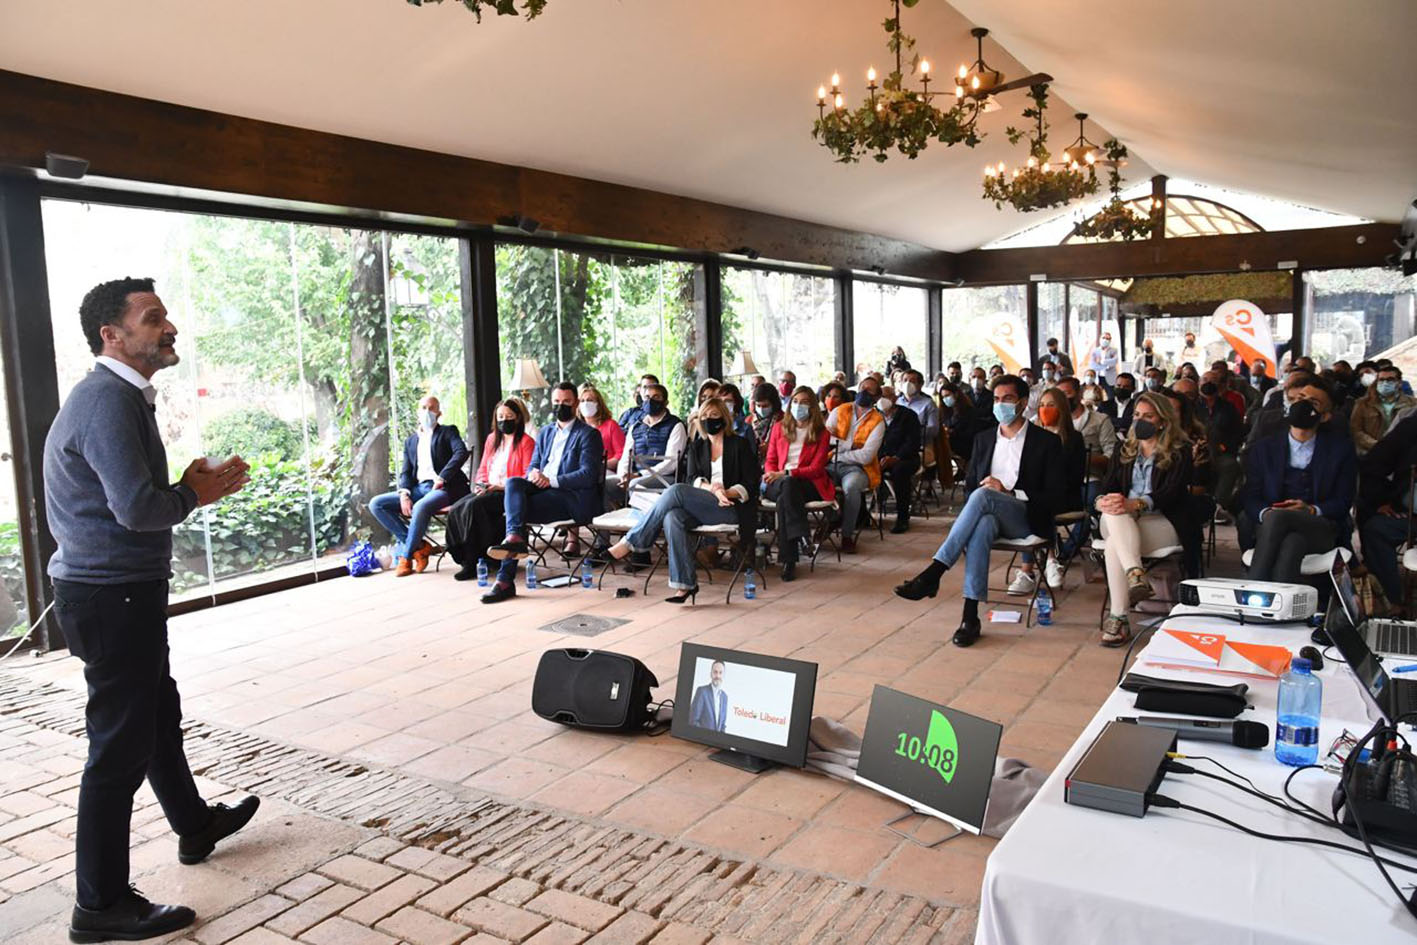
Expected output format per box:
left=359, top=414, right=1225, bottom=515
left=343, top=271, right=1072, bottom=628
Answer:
left=579, top=400, right=598, bottom=419
left=418, top=408, right=436, bottom=429
left=876, top=397, right=895, bottom=413
left=1361, top=372, right=1377, bottom=387
left=904, top=382, right=919, bottom=397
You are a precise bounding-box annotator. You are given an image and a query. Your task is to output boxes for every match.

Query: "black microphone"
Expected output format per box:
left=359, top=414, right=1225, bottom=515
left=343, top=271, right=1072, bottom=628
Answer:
left=1117, top=716, right=1270, bottom=749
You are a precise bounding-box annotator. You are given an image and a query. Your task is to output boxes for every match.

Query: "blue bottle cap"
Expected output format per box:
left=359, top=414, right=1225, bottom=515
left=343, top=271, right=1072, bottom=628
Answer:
left=1290, top=656, right=1311, bottom=673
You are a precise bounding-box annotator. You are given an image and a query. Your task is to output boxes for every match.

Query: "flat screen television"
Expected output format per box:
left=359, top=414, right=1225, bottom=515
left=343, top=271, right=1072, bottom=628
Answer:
left=669, top=643, right=817, bottom=772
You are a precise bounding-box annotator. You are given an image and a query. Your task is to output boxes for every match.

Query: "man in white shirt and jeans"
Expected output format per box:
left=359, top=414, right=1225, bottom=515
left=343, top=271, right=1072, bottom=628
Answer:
left=894, top=376, right=1064, bottom=646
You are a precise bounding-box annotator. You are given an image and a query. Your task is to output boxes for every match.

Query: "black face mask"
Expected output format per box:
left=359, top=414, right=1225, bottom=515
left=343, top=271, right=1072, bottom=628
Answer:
left=1289, top=400, right=1321, bottom=430
left=1132, top=419, right=1158, bottom=441
left=948, top=372, right=962, bottom=382
left=702, top=417, right=726, bottom=435
left=554, top=402, right=575, bottom=422
left=856, top=390, right=878, bottom=408
left=497, top=419, right=518, bottom=435
left=645, top=398, right=666, bottom=417
left=1200, top=382, right=1218, bottom=398
left=1115, top=387, right=1133, bottom=402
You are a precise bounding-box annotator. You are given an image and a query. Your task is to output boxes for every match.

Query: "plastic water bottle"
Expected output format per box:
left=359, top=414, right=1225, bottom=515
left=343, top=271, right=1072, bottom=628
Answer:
left=526, top=560, right=538, bottom=590
left=1035, top=579, right=1053, bottom=626
left=744, top=569, right=757, bottom=600
left=1275, top=656, right=1322, bottom=766
left=581, top=557, right=594, bottom=588
left=476, top=559, right=489, bottom=587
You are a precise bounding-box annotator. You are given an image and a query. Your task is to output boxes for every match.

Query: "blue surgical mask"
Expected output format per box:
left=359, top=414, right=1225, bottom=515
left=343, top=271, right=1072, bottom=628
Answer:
left=791, top=403, right=810, bottom=421
left=1377, top=379, right=1399, bottom=398
left=943, top=395, right=956, bottom=408
left=992, top=402, right=1017, bottom=425
left=418, top=409, right=436, bottom=429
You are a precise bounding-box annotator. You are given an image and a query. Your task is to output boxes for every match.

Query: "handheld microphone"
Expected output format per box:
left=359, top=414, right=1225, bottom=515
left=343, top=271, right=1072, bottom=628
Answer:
left=1117, top=716, right=1270, bottom=749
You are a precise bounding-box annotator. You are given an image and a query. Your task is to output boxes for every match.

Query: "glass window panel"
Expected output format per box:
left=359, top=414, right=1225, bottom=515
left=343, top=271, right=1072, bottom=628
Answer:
left=941, top=285, right=1029, bottom=373
left=1305, top=268, right=1417, bottom=365
left=0, top=351, right=28, bottom=641
left=1038, top=283, right=1067, bottom=359
left=852, top=282, right=929, bottom=381
left=721, top=268, right=836, bottom=393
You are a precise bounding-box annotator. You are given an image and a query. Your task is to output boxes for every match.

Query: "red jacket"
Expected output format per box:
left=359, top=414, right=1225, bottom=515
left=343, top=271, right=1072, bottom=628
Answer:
left=764, top=422, right=834, bottom=501
left=475, top=431, right=536, bottom=486
left=591, top=419, right=626, bottom=466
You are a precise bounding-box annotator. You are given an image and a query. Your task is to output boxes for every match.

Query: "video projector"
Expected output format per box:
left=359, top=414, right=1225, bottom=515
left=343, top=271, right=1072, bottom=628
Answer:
left=1177, top=578, right=1318, bottom=623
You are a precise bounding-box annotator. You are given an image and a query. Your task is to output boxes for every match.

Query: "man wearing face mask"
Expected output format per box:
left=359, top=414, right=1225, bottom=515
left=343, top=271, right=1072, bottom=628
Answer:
left=946, top=361, right=964, bottom=386
left=1244, top=371, right=1317, bottom=450
left=827, top=376, right=886, bottom=553
left=876, top=385, right=922, bottom=533
left=969, top=366, right=994, bottom=413
left=1177, top=331, right=1203, bottom=366
left=777, top=370, right=798, bottom=400
left=613, top=382, right=687, bottom=512
left=1199, top=370, right=1244, bottom=515
left=1352, top=360, right=1380, bottom=401
left=1037, top=337, right=1074, bottom=377
left=369, top=394, right=471, bottom=576
left=1350, top=364, right=1415, bottom=455
left=1143, top=367, right=1167, bottom=394
left=484, top=382, right=605, bottom=602
left=1089, top=332, right=1120, bottom=385
left=617, top=373, right=661, bottom=431
left=1241, top=378, right=1356, bottom=584
left=1132, top=337, right=1168, bottom=376
left=1100, top=372, right=1137, bottom=430
left=894, top=375, right=1063, bottom=647
left=900, top=370, right=940, bottom=454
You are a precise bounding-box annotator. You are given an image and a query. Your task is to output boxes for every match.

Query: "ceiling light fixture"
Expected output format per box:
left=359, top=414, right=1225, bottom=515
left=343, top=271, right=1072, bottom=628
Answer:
left=1071, top=138, right=1155, bottom=241
left=981, top=84, right=1099, bottom=213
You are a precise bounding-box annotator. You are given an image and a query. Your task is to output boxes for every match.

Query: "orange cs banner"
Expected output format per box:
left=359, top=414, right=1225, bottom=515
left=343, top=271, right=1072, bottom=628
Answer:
left=984, top=312, right=1030, bottom=375
left=1211, top=299, right=1276, bottom=377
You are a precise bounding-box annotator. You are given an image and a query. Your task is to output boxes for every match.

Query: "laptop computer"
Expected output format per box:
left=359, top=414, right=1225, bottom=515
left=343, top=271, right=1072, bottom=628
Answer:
left=1330, top=553, right=1417, bottom=659
left=1328, top=559, right=1417, bottom=724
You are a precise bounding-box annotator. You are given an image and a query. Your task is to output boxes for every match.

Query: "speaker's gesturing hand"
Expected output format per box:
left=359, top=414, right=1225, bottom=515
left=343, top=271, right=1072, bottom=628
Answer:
left=182, top=456, right=251, bottom=506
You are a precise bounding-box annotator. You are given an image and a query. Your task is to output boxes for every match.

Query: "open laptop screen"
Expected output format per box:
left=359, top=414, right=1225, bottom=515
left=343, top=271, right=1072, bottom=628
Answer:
left=1328, top=557, right=1393, bottom=722
left=1331, top=551, right=1366, bottom=631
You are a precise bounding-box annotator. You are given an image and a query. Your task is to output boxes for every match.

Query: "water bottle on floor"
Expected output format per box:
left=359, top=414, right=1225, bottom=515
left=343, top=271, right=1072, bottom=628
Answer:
left=1275, top=656, right=1322, bottom=766
left=581, top=557, right=594, bottom=588
left=744, top=568, right=757, bottom=600
left=476, top=559, right=489, bottom=587
left=526, top=560, right=538, bottom=590
left=1035, top=579, right=1053, bottom=626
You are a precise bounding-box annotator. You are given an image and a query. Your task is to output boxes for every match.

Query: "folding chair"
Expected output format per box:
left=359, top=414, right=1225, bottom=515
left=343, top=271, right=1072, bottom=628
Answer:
left=805, top=499, right=841, bottom=570
left=990, top=536, right=1054, bottom=627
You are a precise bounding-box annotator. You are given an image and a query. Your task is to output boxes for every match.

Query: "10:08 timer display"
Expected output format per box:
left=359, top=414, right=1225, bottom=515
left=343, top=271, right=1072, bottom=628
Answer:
left=893, top=709, right=960, bottom=784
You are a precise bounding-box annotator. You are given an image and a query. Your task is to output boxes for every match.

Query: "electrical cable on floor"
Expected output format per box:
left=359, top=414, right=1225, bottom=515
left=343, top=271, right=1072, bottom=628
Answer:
left=0, top=600, right=54, bottom=662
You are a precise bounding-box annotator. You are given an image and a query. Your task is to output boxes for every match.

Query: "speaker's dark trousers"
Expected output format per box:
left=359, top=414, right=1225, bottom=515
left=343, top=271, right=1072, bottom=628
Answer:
left=54, top=579, right=208, bottom=910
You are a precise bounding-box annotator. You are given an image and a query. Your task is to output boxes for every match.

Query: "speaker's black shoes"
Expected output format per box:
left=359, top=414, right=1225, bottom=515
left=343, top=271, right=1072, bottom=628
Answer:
left=70, top=887, right=195, bottom=943
left=179, top=796, right=259, bottom=865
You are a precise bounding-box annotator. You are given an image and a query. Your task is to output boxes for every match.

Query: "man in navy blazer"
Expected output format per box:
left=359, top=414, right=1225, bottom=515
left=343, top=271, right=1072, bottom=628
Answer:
left=689, top=661, right=729, bottom=732
left=369, top=394, right=469, bottom=575
left=483, top=381, right=604, bottom=602
left=1241, top=377, right=1357, bottom=584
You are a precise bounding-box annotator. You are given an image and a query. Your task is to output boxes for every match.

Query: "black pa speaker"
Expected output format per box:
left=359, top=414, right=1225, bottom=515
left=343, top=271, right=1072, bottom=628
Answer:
left=532, top=649, right=659, bottom=732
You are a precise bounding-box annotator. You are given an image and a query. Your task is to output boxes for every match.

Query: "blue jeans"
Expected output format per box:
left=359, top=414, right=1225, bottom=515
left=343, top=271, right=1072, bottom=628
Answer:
left=1360, top=513, right=1410, bottom=605
left=369, top=482, right=452, bottom=559
left=931, top=488, right=1033, bottom=601
left=831, top=464, right=870, bottom=539
left=497, top=476, right=578, bottom=583
left=623, top=483, right=737, bottom=590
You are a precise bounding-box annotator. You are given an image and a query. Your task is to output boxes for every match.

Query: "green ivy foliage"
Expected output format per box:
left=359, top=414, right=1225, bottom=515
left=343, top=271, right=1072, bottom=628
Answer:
left=203, top=408, right=307, bottom=463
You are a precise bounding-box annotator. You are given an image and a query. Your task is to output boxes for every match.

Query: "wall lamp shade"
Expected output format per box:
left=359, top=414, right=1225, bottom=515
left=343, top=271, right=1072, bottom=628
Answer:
left=509, top=358, right=549, bottom=390
left=727, top=350, right=759, bottom=376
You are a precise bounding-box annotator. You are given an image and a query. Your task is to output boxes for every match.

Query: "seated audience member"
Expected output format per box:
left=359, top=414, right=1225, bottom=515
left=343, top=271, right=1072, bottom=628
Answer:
left=1351, top=364, right=1415, bottom=455
left=831, top=370, right=848, bottom=387
left=613, top=383, right=687, bottom=511
left=764, top=387, right=833, bottom=581
left=1200, top=370, right=1244, bottom=514
left=1143, top=366, right=1167, bottom=393
left=718, top=382, right=756, bottom=447
left=1249, top=358, right=1278, bottom=398
left=445, top=398, right=535, bottom=581
left=1102, top=372, right=1138, bottom=430
left=749, top=382, right=783, bottom=456
left=1094, top=393, right=1195, bottom=647
left=1178, top=330, right=1204, bottom=366
left=1009, top=386, right=1084, bottom=594
left=876, top=385, right=922, bottom=533
left=820, top=381, right=848, bottom=415
left=777, top=370, right=798, bottom=399
left=1133, top=337, right=1168, bottom=376
left=369, top=394, right=470, bottom=576
left=988, top=363, right=1005, bottom=381
left=609, top=397, right=759, bottom=603
left=1242, top=378, right=1357, bottom=584
left=483, top=382, right=605, bottom=603
left=691, top=378, right=722, bottom=418
left=618, top=373, right=660, bottom=431
left=1244, top=371, right=1316, bottom=449
left=1352, top=361, right=1379, bottom=401
left=968, top=366, right=994, bottom=411
left=939, top=381, right=977, bottom=464
left=1358, top=413, right=1417, bottom=612
left=1165, top=386, right=1215, bottom=532
left=827, top=375, right=886, bottom=553
left=1057, top=376, right=1115, bottom=565
left=946, top=361, right=964, bottom=386
left=579, top=385, right=625, bottom=468
left=900, top=370, right=940, bottom=459
left=1175, top=362, right=1201, bottom=384
left=1039, top=337, right=1074, bottom=376
left=887, top=346, right=912, bottom=377
left=1207, top=360, right=1249, bottom=416
left=893, top=375, right=1063, bottom=647
left=1019, top=367, right=1043, bottom=419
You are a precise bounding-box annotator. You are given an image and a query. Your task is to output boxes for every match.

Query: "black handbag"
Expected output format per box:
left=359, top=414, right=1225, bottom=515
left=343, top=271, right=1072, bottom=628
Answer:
left=1119, top=672, right=1250, bottom=719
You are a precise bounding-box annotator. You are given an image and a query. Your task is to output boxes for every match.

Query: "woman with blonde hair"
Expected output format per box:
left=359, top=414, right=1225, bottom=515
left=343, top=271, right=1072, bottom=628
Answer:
left=1094, top=392, right=1193, bottom=646
left=577, top=385, right=625, bottom=466
left=763, top=386, right=833, bottom=581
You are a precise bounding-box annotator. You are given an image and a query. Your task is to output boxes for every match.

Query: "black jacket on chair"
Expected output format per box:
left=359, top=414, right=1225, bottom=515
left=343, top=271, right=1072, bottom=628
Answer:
left=685, top=433, right=762, bottom=548
left=963, top=424, right=1064, bottom=538
left=1099, top=446, right=1206, bottom=577
left=880, top=406, right=923, bottom=465
left=1359, top=414, right=1417, bottom=522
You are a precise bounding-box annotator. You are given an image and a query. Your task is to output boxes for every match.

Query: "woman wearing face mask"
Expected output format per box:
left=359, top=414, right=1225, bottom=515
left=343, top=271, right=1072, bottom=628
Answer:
left=1093, top=393, right=1194, bottom=647
left=938, top=380, right=977, bottom=466
left=577, top=385, right=625, bottom=467
left=1007, top=388, right=1086, bottom=595
left=691, top=379, right=722, bottom=422
left=445, top=399, right=536, bottom=581
left=717, top=382, right=757, bottom=447
left=609, top=398, right=760, bottom=603
left=886, top=346, right=911, bottom=378
left=763, top=388, right=833, bottom=581
left=749, top=382, right=783, bottom=455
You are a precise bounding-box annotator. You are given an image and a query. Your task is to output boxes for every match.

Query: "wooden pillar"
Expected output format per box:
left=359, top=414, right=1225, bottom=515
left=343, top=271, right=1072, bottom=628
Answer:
left=1150, top=175, right=1168, bottom=243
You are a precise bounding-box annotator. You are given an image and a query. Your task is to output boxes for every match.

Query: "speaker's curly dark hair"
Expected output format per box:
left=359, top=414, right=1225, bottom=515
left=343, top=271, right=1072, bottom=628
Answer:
left=79, top=277, right=154, bottom=355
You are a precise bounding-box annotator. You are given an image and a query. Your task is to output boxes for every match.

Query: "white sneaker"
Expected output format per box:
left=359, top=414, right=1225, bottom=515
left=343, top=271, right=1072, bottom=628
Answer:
left=1045, top=557, right=1066, bottom=589
left=1007, top=569, right=1038, bottom=596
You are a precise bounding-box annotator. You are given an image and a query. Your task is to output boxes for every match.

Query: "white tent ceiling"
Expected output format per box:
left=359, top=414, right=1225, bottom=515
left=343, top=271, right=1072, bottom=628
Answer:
left=1, top=0, right=1412, bottom=253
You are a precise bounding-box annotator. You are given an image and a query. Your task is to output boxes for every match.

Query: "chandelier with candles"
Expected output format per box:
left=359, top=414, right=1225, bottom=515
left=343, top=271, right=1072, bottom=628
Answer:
left=981, top=87, right=1100, bottom=212
left=1071, top=137, right=1157, bottom=240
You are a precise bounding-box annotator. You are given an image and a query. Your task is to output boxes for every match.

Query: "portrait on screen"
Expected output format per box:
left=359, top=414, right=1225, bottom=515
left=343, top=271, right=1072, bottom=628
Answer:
left=687, top=657, right=796, bottom=747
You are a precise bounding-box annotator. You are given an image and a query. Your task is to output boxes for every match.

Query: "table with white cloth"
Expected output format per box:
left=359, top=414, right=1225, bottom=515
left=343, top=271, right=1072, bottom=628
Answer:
left=977, top=607, right=1417, bottom=945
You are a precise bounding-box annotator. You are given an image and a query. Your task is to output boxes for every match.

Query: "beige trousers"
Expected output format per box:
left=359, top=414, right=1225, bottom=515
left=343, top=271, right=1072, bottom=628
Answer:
left=1099, top=512, right=1180, bottom=617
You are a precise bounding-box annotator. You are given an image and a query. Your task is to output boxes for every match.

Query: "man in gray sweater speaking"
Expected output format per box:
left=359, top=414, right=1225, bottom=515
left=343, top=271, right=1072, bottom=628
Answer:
left=44, top=277, right=258, bottom=943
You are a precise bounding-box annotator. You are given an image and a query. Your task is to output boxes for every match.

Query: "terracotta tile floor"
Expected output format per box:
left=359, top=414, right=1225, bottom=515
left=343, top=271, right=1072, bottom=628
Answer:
left=6, top=515, right=1228, bottom=939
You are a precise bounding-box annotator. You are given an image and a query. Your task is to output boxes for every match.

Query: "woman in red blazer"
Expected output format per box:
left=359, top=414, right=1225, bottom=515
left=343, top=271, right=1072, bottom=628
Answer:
left=447, top=398, right=536, bottom=581
left=763, top=386, right=834, bottom=581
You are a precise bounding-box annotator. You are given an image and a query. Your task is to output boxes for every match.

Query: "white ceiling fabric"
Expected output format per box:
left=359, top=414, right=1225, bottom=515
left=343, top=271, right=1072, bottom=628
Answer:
left=1, top=0, right=1411, bottom=253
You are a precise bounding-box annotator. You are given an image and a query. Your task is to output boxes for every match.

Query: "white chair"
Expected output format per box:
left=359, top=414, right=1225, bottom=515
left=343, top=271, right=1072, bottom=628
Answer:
left=583, top=507, right=644, bottom=590
left=686, top=522, right=763, bottom=604
left=1090, top=538, right=1185, bottom=620
left=991, top=535, right=1052, bottom=627
left=1239, top=546, right=1352, bottom=575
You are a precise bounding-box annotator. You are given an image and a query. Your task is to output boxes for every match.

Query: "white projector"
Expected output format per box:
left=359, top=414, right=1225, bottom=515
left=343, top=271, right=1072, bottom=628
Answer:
left=1177, top=578, right=1318, bottom=623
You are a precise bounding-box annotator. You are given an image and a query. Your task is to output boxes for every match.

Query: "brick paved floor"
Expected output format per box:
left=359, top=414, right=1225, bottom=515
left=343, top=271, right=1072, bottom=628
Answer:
left=1, top=516, right=1223, bottom=942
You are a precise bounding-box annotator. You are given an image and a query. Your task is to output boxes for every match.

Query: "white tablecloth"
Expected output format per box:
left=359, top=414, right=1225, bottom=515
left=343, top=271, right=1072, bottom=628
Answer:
left=977, top=611, right=1417, bottom=945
